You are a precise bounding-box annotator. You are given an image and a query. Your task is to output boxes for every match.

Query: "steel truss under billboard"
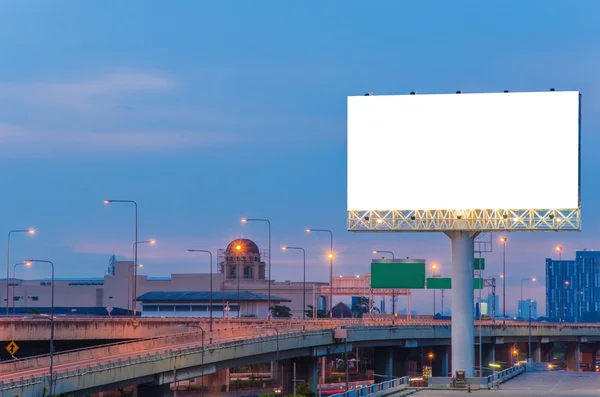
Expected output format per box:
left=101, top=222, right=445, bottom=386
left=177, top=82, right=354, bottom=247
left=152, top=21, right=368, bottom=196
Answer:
left=348, top=208, right=581, bottom=232
left=347, top=91, right=581, bottom=233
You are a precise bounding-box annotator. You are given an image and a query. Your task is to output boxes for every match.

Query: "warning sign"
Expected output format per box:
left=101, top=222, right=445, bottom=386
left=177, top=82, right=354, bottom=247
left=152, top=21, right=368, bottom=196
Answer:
left=6, top=341, right=19, bottom=355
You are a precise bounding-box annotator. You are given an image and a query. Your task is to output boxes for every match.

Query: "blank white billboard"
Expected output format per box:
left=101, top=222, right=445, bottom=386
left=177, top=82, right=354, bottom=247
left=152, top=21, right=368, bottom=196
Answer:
left=347, top=91, right=580, bottom=212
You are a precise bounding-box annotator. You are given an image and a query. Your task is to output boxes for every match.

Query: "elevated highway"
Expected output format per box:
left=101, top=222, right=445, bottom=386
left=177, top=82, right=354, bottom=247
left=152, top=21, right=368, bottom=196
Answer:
left=2, top=321, right=600, bottom=396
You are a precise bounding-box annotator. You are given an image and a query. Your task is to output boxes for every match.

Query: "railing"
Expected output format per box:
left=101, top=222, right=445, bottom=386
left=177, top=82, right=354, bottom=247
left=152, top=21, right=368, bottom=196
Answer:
left=0, top=328, right=335, bottom=393
left=330, top=377, right=410, bottom=397
left=485, top=363, right=526, bottom=388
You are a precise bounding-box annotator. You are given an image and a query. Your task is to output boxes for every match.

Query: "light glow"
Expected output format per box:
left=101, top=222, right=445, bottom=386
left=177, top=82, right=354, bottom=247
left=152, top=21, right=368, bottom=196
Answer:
left=28, top=229, right=35, bottom=234
left=348, top=91, right=580, bottom=211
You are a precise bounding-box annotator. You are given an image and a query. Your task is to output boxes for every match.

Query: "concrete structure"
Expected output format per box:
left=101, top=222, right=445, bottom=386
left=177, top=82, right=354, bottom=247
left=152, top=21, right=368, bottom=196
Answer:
left=546, top=250, right=600, bottom=322
left=3, top=321, right=600, bottom=396
left=137, top=291, right=291, bottom=318
left=1, top=238, right=327, bottom=319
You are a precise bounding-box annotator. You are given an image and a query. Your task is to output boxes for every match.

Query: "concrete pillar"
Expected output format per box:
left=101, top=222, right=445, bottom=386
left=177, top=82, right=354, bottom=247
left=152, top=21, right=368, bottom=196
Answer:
left=541, top=343, right=554, bottom=362
left=205, top=368, right=230, bottom=392
left=142, top=384, right=170, bottom=397
left=374, top=347, right=393, bottom=383
left=448, top=231, right=475, bottom=377
left=532, top=343, right=542, bottom=362
left=293, top=356, right=319, bottom=392
left=393, top=347, right=410, bottom=377
left=566, top=343, right=580, bottom=372
left=430, top=346, right=449, bottom=377
left=482, top=344, right=495, bottom=372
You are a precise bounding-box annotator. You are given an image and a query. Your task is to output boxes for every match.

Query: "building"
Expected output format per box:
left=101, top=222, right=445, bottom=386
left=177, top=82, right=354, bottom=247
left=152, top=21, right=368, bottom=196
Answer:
left=517, top=300, right=537, bottom=319
left=546, top=250, right=600, bottom=322
left=137, top=291, right=291, bottom=318
left=2, top=238, right=328, bottom=318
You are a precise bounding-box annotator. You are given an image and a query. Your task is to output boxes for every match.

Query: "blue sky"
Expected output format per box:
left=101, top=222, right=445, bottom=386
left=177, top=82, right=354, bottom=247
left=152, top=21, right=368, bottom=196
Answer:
left=1, top=1, right=599, bottom=315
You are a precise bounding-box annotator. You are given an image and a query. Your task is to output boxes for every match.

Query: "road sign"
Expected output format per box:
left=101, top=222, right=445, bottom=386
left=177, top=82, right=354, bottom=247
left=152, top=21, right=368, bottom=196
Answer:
left=6, top=341, right=19, bottom=355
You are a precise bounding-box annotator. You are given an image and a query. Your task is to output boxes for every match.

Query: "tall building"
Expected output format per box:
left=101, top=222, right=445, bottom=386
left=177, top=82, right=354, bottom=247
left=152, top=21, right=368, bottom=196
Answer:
left=517, top=299, right=537, bottom=319
left=546, top=250, right=600, bottom=322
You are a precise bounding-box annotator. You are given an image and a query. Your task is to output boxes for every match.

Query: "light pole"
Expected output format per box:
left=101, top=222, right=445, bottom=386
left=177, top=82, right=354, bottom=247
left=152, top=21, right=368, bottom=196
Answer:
left=187, top=249, right=214, bottom=343
left=12, top=262, right=31, bottom=314
left=307, top=228, right=333, bottom=318
left=556, top=246, right=563, bottom=261
left=242, top=218, right=271, bottom=319
left=104, top=199, right=138, bottom=316
left=374, top=250, right=395, bottom=319
left=431, top=263, right=440, bottom=317
left=178, top=324, right=205, bottom=397
left=282, top=246, right=306, bottom=326
left=25, top=259, right=54, bottom=395
left=127, top=263, right=144, bottom=312
left=258, top=326, right=280, bottom=387
left=131, top=239, right=155, bottom=312
left=520, top=277, right=536, bottom=318
left=500, top=237, right=507, bottom=319
left=6, top=228, right=35, bottom=316
left=561, top=280, right=569, bottom=322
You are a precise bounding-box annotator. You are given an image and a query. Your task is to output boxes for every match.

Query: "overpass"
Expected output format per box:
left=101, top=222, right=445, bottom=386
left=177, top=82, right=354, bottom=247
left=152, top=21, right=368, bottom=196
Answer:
left=2, top=321, right=600, bottom=396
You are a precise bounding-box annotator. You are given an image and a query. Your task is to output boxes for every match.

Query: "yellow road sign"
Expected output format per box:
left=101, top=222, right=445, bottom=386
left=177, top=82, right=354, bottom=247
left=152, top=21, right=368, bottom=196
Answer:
left=6, top=341, right=19, bottom=355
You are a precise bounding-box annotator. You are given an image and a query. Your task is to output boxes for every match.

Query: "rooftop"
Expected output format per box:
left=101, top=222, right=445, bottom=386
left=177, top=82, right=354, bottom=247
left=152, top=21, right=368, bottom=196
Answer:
left=137, top=291, right=291, bottom=303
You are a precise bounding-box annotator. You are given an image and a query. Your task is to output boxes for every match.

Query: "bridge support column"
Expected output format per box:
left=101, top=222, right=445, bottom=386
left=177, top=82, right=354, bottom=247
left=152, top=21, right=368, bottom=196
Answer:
left=532, top=343, right=541, bottom=362
left=374, top=347, right=393, bottom=383
left=447, top=231, right=475, bottom=377
left=481, top=344, right=495, bottom=374
left=429, top=346, right=448, bottom=377
left=143, top=384, right=170, bottom=397
left=293, top=356, right=319, bottom=392
left=393, top=348, right=410, bottom=377
left=541, top=343, right=554, bottom=362
left=566, top=342, right=580, bottom=372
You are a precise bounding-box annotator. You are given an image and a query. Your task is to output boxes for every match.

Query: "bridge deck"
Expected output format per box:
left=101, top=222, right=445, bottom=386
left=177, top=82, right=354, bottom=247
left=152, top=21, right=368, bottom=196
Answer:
left=411, top=371, right=600, bottom=396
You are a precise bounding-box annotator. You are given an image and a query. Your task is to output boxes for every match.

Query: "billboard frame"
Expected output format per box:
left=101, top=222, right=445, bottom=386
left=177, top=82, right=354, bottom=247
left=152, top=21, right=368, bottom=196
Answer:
left=348, top=207, right=581, bottom=232
left=347, top=91, right=582, bottom=233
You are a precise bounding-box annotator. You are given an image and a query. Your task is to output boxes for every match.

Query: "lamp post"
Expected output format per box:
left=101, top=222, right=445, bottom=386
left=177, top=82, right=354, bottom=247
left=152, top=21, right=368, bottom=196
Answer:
left=431, top=263, right=440, bottom=317
left=428, top=352, right=434, bottom=375
left=131, top=239, right=155, bottom=312
left=556, top=246, right=563, bottom=261
left=25, top=259, right=54, bottom=395
left=500, top=237, right=507, bottom=319
left=373, top=250, right=395, bottom=319
left=6, top=228, right=35, bottom=316
left=561, top=280, right=569, bottom=322
left=12, top=262, right=31, bottom=314
left=282, top=246, right=306, bottom=326
left=242, top=218, right=271, bottom=319
left=187, top=249, right=214, bottom=343
left=520, top=277, right=536, bottom=318
left=307, top=228, right=333, bottom=318
left=258, top=326, right=280, bottom=387
left=104, top=199, right=138, bottom=316
left=177, top=324, right=205, bottom=397
left=127, top=263, right=144, bottom=312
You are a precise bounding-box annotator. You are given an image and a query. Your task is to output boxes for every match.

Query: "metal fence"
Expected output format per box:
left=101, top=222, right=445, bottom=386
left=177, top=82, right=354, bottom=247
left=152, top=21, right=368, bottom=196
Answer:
left=331, top=377, right=410, bottom=397
left=485, top=363, right=526, bottom=388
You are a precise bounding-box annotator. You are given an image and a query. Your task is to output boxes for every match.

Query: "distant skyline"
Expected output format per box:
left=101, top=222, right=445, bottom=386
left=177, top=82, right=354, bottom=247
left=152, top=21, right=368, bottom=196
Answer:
left=2, top=1, right=600, bottom=315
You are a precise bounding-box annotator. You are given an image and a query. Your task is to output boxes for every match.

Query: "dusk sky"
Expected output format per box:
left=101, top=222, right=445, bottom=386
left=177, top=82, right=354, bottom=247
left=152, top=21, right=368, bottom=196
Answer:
left=1, top=1, right=599, bottom=315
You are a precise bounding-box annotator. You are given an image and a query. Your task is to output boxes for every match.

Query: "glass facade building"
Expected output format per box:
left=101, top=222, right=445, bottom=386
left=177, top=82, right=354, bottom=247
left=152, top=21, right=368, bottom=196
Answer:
left=546, top=250, right=600, bottom=322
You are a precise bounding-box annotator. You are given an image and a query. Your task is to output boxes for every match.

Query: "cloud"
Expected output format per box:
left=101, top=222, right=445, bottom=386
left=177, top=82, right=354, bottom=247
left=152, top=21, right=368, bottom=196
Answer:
left=0, top=71, right=175, bottom=110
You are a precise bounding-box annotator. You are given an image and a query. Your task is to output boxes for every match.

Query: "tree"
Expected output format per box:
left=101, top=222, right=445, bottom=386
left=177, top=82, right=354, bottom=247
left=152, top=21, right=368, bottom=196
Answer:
left=296, top=382, right=316, bottom=397
left=305, top=305, right=327, bottom=318
left=270, top=305, right=292, bottom=318
left=351, top=297, right=379, bottom=317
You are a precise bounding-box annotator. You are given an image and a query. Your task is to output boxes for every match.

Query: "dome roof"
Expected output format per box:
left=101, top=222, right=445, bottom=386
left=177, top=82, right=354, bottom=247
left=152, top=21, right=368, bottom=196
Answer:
left=226, top=238, right=260, bottom=254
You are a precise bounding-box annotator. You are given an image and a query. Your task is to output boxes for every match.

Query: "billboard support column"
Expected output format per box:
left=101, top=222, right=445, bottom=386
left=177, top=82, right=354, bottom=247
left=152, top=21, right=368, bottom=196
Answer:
left=447, top=230, right=477, bottom=377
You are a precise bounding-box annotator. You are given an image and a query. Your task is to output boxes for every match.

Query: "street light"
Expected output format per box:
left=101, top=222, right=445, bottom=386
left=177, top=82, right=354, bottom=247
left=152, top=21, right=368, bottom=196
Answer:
left=104, top=199, right=139, bottom=316
left=561, top=280, right=570, bottom=322
left=187, top=249, right=214, bottom=343
left=520, top=277, right=536, bottom=318
left=431, top=263, right=441, bottom=317
left=12, top=262, right=31, bottom=314
left=177, top=324, right=205, bottom=397
left=131, top=239, right=155, bottom=313
left=282, top=246, right=306, bottom=326
left=242, top=218, right=271, bottom=319
left=556, top=246, right=563, bottom=260
left=25, top=259, right=55, bottom=395
left=307, top=228, right=333, bottom=318
left=127, top=263, right=144, bottom=312
left=428, top=352, right=434, bottom=371
left=373, top=250, right=395, bottom=319
left=6, top=228, right=35, bottom=316
left=500, top=237, right=507, bottom=319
